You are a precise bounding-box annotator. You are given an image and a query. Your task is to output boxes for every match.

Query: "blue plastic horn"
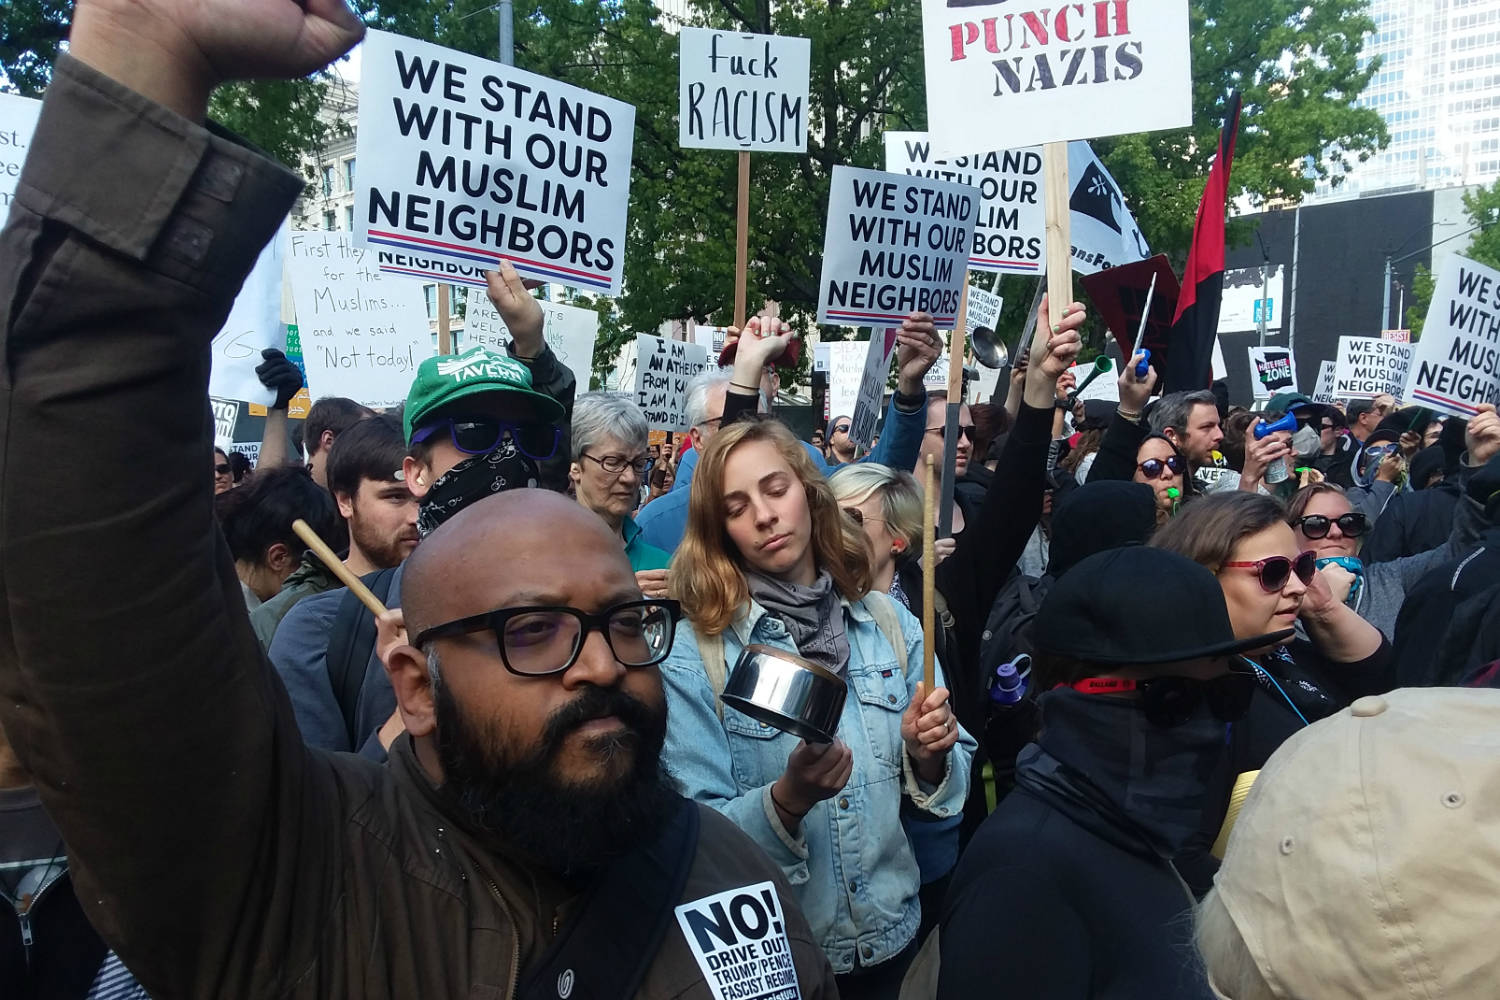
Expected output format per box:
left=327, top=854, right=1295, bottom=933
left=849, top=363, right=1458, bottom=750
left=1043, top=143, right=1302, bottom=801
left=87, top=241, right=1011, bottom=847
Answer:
left=1134, top=348, right=1152, bottom=379
left=1253, top=411, right=1298, bottom=440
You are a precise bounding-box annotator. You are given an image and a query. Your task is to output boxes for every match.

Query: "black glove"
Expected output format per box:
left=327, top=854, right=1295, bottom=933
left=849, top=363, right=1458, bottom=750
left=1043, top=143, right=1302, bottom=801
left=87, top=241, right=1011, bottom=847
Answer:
left=255, top=348, right=304, bottom=410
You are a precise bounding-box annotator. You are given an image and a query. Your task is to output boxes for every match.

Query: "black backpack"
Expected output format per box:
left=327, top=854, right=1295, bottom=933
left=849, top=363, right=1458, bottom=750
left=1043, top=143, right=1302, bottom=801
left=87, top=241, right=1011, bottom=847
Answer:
left=324, top=567, right=399, bottom=751
left=978, top=571, right=1052, bottom=678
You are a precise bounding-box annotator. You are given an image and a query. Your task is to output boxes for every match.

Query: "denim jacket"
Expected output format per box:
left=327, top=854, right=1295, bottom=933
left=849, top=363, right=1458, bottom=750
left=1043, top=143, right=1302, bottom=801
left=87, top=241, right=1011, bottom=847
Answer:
left=659, top=595, right=976, bottom=973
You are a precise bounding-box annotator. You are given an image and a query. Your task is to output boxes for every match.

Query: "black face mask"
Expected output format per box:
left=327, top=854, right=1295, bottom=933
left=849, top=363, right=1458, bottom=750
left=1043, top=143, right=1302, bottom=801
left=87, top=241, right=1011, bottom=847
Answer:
left=1017, top=687, right=1229, bottom=859
left=433, top=678, right=677, bottom=877
left=417, top=444, right=539, bottom=537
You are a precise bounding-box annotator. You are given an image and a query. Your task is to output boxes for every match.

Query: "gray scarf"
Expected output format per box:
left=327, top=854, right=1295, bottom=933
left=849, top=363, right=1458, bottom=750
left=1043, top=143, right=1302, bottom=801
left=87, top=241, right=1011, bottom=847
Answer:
left=745, top=569, right=851, bottom=675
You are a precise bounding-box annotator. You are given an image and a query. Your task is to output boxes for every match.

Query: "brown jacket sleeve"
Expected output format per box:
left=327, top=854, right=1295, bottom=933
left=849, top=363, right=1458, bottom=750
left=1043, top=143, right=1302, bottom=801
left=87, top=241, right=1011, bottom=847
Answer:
left=0, top=55, right=338, bottom=998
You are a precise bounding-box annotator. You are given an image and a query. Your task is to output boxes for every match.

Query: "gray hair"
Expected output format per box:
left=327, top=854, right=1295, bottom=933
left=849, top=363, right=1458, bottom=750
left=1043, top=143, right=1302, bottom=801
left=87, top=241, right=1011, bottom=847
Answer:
left=684, top=369, right=733, bottom=430
left=1194, top=890, right=1276, bottom=1000
left=1149, top=390, right=1218, bottom=437
left=571, top=392, right=649, bottom=461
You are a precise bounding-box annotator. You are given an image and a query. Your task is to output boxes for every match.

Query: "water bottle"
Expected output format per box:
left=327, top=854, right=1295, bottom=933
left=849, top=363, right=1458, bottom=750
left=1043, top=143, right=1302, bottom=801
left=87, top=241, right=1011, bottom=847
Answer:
left=989, top=656, right=1029, bottom=706
left=984, top=655, right=1037, bottom=804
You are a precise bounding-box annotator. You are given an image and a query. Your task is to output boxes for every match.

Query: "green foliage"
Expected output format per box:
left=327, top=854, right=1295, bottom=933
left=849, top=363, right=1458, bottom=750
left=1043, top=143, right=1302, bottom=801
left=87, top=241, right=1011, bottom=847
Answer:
left=1404, top=179, right=1500, bottom=337
left=209, top=78, right=343, bottom=172
left=0, top=0, right=67, bottom=96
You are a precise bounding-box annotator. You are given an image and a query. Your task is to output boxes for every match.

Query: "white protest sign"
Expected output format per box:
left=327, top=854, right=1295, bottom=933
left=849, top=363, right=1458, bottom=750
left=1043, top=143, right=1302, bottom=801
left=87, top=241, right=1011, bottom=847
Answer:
left=209, top=397, right=240, bottom=446
left=1221, top=267, right=1283, bottom=334
left=884, top=133, right=1043, bottom=274
left=463, top=287, right=599, bottom=390
left=1247, top=346, right=1297, bottom=400
left=675, top=881, right=802, bottom=1000
left=1065, top=360, right=1119, bottom=403
left=286, top=231, right=431, bottom=409
left=679, top=28, right=810, bottom=153
left=818, top=166, right=979, bottom=328
left=1312, top=360, right=1337, bottom=404
left=209, top=225, right=289, bottom=406
left=1405, top=256, right=1500, bottom=418
left=1335, top=336, right=1414, bottom=401
left=921, top=0, right=1193, bottom=154
left=226, top=441, right=262, bottom=468
left=1067, top=141, right=1151, bottom=275
left=966, top=286, right=1004, bottom=336
left=0, top=93, right=41, bottom=212
left=826, top=341, right=866, bottom=421
left=633, top=335, right=710, bottom=431
left=851, top=330, right=899, bottom=448
left=355, top=29, right=634, bottom=294
left=693, top=324, right=730, bottom=357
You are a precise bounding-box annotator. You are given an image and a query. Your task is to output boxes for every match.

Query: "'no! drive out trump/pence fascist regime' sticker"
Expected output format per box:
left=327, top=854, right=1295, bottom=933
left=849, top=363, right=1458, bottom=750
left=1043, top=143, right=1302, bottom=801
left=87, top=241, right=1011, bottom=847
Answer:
left=675, top=882, right=802, bottom=1000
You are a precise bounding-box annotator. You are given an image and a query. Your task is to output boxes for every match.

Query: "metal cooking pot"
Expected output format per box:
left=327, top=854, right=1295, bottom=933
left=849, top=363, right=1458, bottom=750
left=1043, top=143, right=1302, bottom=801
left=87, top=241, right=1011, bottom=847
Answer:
left=721, top=644, right=847, bottom=743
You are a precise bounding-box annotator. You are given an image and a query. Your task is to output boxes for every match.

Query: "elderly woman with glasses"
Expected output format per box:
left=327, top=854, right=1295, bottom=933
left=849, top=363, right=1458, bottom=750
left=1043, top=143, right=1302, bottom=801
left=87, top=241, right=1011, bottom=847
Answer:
left=568, top=393, right=672, bottom=595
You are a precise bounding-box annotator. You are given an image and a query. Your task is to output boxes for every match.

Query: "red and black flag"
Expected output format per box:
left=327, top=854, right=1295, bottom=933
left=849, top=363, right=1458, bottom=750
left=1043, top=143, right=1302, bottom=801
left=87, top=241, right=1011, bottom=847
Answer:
left=1165, top=93, right=1243, bottom=393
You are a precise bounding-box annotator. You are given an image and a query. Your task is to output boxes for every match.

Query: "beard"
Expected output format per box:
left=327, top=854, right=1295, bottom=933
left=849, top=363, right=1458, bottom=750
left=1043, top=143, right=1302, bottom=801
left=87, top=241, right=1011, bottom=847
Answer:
left=433, top=677, right=678, bottom=877
left=348, top=507, right=419, bottom=570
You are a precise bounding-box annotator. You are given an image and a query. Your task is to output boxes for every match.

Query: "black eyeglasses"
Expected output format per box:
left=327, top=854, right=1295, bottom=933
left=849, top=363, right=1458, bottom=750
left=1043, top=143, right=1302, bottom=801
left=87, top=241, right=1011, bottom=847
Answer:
left=411, top=418, right=560, bottom=461
left=1223, top=550, right=1316, bottom=593
left=214, top=463, right=231, bottom=476
left=1068, top=672, right=1256, bottom=729
left=1137, top=455, right=1184, bottom=480
left=581, top=452, right=652, bottom=477
left=1294, top=512, right=1368, bottom=539
left=413, top=599, right=681, bottom=677
left=925, top=425, right=976, bottom=441
left=833, top=423, right=851, bottom=435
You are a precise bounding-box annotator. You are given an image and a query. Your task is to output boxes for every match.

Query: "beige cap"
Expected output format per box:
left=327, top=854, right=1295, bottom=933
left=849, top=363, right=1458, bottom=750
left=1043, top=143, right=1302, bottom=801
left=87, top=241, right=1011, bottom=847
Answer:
left=1214, top=688, right=1500, bottom=998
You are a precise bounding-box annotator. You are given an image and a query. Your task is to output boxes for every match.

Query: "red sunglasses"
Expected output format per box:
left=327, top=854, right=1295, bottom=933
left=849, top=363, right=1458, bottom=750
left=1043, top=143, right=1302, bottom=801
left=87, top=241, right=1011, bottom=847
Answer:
left=1222, top=550, right=1316, bottom=592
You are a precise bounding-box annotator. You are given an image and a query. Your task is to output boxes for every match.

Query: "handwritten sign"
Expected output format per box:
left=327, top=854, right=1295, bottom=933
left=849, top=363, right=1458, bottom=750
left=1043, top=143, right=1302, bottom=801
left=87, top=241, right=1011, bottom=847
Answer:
left=463, top=287, right=599, bottom=390
left=286, top=231, right=431, bottom=409
left=884, top=133, right=1043, bottom=274
left=1405, top=256, right=1500, bottom=417
left=210, top=225, right=289, bottom=406
left=851, top=329, right=899, bottom=448
left=0, top=92, right=41, bottom=211
left=674, top=882, right=802, bottom=1000
left=355, top=29, right=635, bottom=294
left=1312, top=360, right=1337, bottom=404
left=921, top=0, right=1193, bottom=154
left=634, top=335, right=710, bottom=431
left=1247, top=346, right=1296, bottom=400
left=679, top=28, right=810, bottom=153
left=1065, top=360, right=1119, bottom=403
left=818, top=166, right=979, bottom=328
left=1334, top=336, right=1413, bottom=401
left=826, top=341, right=868, bottom=422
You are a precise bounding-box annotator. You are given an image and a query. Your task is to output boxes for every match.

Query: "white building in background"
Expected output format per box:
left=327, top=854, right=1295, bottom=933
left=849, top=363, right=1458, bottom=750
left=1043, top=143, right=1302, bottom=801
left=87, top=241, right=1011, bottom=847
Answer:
left=1312, top=0, right=1500, bottom=201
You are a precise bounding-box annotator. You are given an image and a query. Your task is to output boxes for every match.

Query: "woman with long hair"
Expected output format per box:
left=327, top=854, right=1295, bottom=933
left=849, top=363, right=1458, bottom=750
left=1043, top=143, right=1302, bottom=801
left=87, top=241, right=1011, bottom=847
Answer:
left=659, top=417, right=974, bottom=998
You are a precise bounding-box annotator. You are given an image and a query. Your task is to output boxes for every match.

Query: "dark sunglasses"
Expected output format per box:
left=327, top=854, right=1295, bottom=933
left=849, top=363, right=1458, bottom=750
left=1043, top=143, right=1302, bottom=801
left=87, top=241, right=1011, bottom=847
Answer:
left=411, top=417, right=560, bottom=461
left=1137, top=455, right=1185, bottom=480
left=833, top=423, right=851, bottom=434
left=1066, top=672, right=1256, bottom=729
left=413, top=599, right=681, bottom=677
left=1294, top=512, right=1368, bottom=539
left=1223, top=550, right=1316, bottom=593
left=214, top=463, right=231, bottom=476
left=924, top=425, right=976, bottom=441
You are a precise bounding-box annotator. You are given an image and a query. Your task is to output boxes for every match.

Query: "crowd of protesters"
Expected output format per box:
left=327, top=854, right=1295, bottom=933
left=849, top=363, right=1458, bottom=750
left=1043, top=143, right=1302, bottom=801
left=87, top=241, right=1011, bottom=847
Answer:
left=5, top=4, right=1500, bottom=1000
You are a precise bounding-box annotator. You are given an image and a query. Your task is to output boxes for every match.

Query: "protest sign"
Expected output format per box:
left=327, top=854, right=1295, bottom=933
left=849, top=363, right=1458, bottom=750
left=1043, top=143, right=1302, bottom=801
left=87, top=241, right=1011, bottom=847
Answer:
left=463, top=287, right=599, bottom=390
left=1080, top=255, right=1179, bottom=373
left=851, top=329, right=899, bottom=448
left=884, top=133, right=1044, bottom=274
left=1312, top=360, right=1337, bottom=404
left=818, top=166, right=979, bottom=328
left=675, top=881, right=802, bottom=1000
left=1221, top=267, right=1283, bottom=334
left=1382, top=328, right=1411, bottom=343
left=920, top=0, right=1193, bottom=154
left=1405, top=256, right=1500, bottom=417
left=286, top=231, right=431, bottom=409
left=679, top=28, right=810, bottom=153
left=966, top=286, right=1004, bottom=338
left=0, top=93, right=41, bottom=211
left=210, top=397, right=240, bottom=445
left=1247, top=346, right=1296, bottom=400
left=693, top=324, right=730, bottom=357
left=210, top=225, right=289, bottom=406
left=1067, top=141, right=1151, bottom=275
left=1065, top=360, right=1119, bottom=403
left=226, top=442, right=262, bottom=467
left=1334, top=336, right=1413, bottom=401
left=826, top=341, right=867, bottom=422
left=355, top=29, right=635, bottom=294
left=633, top=335, right=710, bottom=431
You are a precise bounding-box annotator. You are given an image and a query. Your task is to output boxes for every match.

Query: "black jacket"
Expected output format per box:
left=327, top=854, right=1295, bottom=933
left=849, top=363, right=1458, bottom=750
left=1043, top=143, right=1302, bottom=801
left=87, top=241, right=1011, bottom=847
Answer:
left=1, top=871, right=113, bottom=1000
left=939, top=787, right=1211, bottom=1000
left=1362, top=481, right=1462, bottom=563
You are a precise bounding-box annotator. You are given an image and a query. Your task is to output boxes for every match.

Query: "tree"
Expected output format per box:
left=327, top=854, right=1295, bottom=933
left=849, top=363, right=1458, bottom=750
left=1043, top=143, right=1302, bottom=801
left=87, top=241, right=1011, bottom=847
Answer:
left=1404, top=180, right=1500, bottom=337
left=0, top=0, right=67, bottom=96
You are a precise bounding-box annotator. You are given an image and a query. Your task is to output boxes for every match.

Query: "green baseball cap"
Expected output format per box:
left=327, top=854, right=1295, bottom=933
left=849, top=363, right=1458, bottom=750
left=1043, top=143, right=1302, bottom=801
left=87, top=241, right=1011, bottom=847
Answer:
left=403, top=345, right=565, bottom=445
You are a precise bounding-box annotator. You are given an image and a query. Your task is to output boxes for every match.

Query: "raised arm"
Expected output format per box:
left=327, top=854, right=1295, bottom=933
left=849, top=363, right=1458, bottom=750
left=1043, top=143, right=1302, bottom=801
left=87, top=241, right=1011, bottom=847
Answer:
left=1087, top=351, right=1156, bottom=483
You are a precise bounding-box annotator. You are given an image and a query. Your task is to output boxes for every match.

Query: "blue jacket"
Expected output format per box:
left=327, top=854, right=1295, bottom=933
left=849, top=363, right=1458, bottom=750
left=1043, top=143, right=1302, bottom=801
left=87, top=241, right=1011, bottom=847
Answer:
left=658, top=595, right=975, bottom=973
left=636, top=394, right=928, bottom=553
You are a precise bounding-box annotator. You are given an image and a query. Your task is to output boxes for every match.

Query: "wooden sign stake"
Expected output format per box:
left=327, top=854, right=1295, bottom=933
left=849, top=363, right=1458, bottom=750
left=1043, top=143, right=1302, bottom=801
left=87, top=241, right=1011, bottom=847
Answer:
left=293, top=519, right=390, bottom=616
left=1038, top=141, right=1073, bottom=364
left=734, top=151, right=751, bottom=330
left=937, top=272, right=971, bottom=538
left=437, top=284, right=453, bottom=356
left=921, top=453, right=937, bottom=692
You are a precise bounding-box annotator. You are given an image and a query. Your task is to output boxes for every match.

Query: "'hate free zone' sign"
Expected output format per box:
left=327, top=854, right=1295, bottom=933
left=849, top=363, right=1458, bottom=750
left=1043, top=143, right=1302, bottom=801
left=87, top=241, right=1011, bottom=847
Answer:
left=817, top=166, right=979, bottom=328
left=355, top=30, right=635, bottom=295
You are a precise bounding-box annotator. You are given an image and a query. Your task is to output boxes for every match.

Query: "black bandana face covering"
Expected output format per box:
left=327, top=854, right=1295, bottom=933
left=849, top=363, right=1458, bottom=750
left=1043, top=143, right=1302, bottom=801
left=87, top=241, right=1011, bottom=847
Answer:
left=417, top=443, right=540, bottom=537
